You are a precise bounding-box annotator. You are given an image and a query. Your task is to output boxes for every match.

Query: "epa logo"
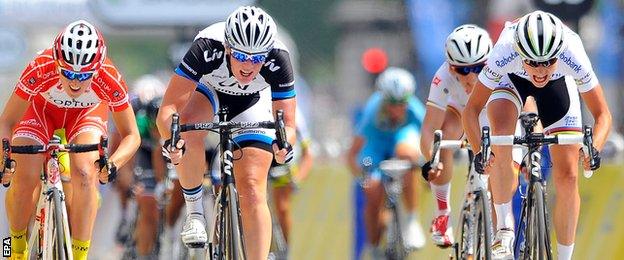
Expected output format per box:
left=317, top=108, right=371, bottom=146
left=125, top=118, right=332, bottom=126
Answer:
left=2, top=237, right=9, bottom=257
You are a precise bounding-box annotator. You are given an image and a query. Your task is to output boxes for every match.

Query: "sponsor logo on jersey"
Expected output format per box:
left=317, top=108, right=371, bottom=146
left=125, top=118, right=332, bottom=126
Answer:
left=264, top=59, right=281, bottom=72
left=559, top=52, right=582, bottom=74
left=52, top=99, right=98, bottom=108
left=432, top=76, right=442, bottom=86
left=495, top=51, right=519, bottom=68
left=483, top=66, right=503, bottom=82
left=218, top=80, right=237, bottom=88
left=20, top=118, right=41, bottom=127
left=36, top=69, right=56, bottom=80
left=96, top=77, right=112, bottom=91
left=564, top=116, right=578, bottom=127
left=575, top=72, right=593, bottom=86
left=204, top=49, right=223, bottom=63
left=28, top=77, right=36, bottom=85
left=181, top=61, right=198, bottom=76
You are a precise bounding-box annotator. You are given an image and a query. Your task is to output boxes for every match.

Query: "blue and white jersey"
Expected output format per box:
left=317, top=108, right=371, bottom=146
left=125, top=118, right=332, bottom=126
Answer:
left=479, top=21, right=598, bottom=93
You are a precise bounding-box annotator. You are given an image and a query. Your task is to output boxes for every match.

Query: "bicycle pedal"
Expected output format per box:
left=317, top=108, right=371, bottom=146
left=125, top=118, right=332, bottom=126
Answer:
left=186, top=242, right=206, bottom=249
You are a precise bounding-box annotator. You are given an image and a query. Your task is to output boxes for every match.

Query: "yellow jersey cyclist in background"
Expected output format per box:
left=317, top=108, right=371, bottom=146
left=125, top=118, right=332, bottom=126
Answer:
left=420, top=24, right=494, bottom=248
left=0, top=20, right=140, bottom=259
left=347, top=67, right=426, bottom=258
left=156, top=6, right=297, bottom=259
left=268, top=107, right=314, bottom=246
left=463, top=11, right=611, bottom=259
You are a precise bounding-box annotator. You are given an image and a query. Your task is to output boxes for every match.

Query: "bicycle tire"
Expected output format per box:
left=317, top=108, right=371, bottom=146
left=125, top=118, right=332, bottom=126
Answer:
left=51, top=188, right=68, bottom=260
left=385, top=203, right=407, bottom=260
left=226, top=183, right=246, bottom=260
left=458, top=206, right=472, bottom=259
left=524, top=182, right=552, bottom=260
left=475, top=191, right=492, bottom=260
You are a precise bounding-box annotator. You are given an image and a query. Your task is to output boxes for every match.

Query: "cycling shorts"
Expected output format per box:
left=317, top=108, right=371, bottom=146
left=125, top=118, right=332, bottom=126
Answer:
left=196, top=83, right=275, bottom=153
left=13, top=95, right=108, bottom=145
left=489, top=75, right=582, bottom=135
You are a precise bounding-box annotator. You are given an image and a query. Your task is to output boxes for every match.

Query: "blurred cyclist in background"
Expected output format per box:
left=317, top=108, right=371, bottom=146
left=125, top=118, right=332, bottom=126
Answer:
left=347, top=67, right=426, bottom=257
left=420, top=24, right=493, bottom=248
left=268, top=107, right=314, bottom=245
left=111, top=75, right=167, bottom=258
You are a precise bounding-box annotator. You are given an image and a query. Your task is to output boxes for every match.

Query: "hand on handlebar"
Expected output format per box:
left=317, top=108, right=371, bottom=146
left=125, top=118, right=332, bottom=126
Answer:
left=96, top=159, right=117, bottom=184
left=272, top=141, right=293, bottom=164
left=421, top=160, right=444, bottom=181
left=580, top=146, right=600, bottom=171
left=162, top=138, right=186, bottom=165
left=474, top=151, right=495, bottom=174
left=1, top=159, right=15, bottom=187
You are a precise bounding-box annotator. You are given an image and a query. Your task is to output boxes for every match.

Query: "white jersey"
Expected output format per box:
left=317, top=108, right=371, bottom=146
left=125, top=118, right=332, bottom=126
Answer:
left=427, top=62, right=470, bottom=111
left=479, top=21, right=599, bottom=93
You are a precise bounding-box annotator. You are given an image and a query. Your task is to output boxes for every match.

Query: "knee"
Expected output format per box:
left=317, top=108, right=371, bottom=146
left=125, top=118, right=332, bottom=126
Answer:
left=72, top=165, right=97, bottom=188
left=237, top=178, right=267, bottom=208
left=394, top=144, right=419, bottom=160
left=554, top=171, right=578, bottom=190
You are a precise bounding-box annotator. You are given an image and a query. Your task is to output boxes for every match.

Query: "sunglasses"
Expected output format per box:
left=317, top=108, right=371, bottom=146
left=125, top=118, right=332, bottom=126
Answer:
left=452, top=64, right=485, bottom=75
left=230, top=49, right=268, bottom=64
left=523, top=58, right=558, bottom=68
left=60, top=69, right=94, bottom=82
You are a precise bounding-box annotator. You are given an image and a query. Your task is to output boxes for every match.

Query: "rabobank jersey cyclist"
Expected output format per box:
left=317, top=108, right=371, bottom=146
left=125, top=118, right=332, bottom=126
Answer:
left=174, top=22, right=295, bottom=148
left=356, top=90, right=425, bottom=180
left=480, top=20, right=598, bottom=135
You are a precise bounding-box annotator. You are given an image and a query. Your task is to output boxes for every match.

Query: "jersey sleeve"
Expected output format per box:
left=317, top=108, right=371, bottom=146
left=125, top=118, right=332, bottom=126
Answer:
left=478, top=26, right=516, bottom=90
left=96, top=62, right=130, bottom=112
left=175, top=38, right=221, bottom=82
left=559, top=33, right=599, bottom=93
left=426, top=65, right=451, bottom=110
left=13, top=53, right=55, bottom=101
left=263, top=49, right=296, bottom=100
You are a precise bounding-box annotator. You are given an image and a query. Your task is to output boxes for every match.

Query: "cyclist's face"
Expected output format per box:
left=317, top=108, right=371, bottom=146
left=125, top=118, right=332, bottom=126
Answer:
left=384, top=102, right=407, bottom=122
left=58, top=70, right=93, bottom=98
left=522, top=60, right=558, bottom=88
left=448, top=66, right=478, bottom=94
left=227, top=47, right=264, bottom=85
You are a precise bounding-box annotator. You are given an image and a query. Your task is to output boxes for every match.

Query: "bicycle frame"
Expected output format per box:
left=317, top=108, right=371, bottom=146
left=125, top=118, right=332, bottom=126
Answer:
left=28, top=146, right=73, bottom=260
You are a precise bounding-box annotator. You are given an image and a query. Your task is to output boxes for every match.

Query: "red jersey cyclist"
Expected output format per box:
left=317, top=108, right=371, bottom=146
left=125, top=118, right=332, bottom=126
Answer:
left=0, top=20, right=140, bottom=259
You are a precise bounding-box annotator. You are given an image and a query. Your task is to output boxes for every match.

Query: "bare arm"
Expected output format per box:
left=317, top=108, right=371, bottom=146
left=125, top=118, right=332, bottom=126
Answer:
left=272, top=98, right=297, bottom=145
left=156, top=74, right=198, bottom=140
left=0, top=93, right=31, bottom=157
left=580, top=84, right=612, bottom=150
left=420, top=105, right=446, bottom=160
left=109, top=107, right=141, bottom=168
left=295, top=144, right=314, bottom=182
left=347, top=136, right=365, bottom=177
left=462, top=81, right=493, bottom=151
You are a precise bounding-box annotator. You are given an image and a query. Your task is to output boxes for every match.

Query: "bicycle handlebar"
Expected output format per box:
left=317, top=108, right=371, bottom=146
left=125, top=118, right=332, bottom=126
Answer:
left=429, top=130, right=471, bottom=169
left=170, top=109, right=289, bottom=148
left=481, top=125, right=595, bottom=178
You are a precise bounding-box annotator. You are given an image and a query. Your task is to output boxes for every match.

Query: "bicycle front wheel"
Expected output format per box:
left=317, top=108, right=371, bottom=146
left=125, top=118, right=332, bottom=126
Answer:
left=51, top=188, right=69, bottom=260
left=474, top=190, right=492, bottom=260
left=525, top=182, right=552, bottom=260
left=226, top=183, right=246, bottom=260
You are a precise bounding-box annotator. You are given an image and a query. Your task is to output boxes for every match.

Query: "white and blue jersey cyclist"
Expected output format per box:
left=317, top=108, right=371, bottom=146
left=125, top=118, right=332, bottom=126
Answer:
left=174, top=21, right=295, bottom=151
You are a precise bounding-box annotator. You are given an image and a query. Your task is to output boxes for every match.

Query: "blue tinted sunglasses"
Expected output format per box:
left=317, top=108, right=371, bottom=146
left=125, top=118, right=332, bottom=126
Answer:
left=230, top=49, right=268, bottom=64
left=452, top=64, right=485, bottom=75
left=61, top=69, right=94, bottom=82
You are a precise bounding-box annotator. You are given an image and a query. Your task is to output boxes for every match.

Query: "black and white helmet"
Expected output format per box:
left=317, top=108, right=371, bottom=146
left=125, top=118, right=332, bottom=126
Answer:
left=224, top=6, right=277, bottom=54
left=515, top=11, right=566, bottom=62
left=445, top=24, right=492, bottom=66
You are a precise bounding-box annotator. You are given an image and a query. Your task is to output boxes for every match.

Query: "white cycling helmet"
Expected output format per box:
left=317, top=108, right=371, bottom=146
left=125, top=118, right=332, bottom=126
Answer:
left=515, top=10, right=566, bottom=62
left=53, top=20, right=106, bottom=72
left=132, top=75, right=166, bottom=105
left=445, top=24, right=492, bottom=66
left=224, top=6, right=277, bottom=54
left=376, top=67, right=416, bottom=103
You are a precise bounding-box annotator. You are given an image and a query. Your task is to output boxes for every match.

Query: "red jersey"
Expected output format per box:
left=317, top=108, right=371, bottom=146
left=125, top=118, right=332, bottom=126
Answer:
left=14, top=48, right=130, bottom=112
